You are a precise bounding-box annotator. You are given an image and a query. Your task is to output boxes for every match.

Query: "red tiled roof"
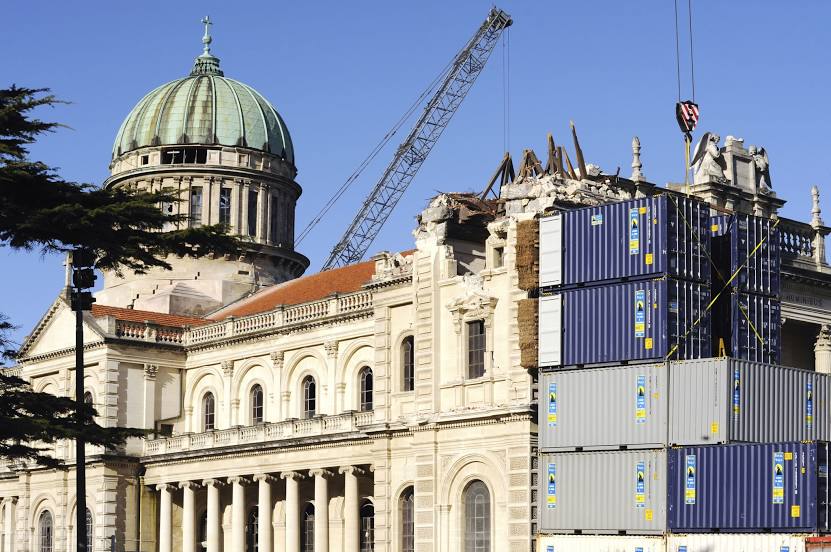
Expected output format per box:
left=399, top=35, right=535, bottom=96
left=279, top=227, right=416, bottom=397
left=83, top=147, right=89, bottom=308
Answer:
left=210, top=259, right=378, bottom=320
left=91, top=304, right=209, bottom=327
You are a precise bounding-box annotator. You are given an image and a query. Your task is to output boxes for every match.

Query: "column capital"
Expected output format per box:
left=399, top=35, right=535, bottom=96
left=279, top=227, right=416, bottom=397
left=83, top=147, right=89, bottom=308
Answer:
left=1, top=496, right=17, bottom=505
left=227, top=476, right=251, bottom=486
left=221, top=360, right=235, bottom=378
left=280, top=471, right=305, bottom=482
left=179, top=481, right=201, bottom=490
left=201, top=478, right=227, bottom=488
left=338, top=466, right=365, bottom=476
left=270, top=350, right=284, bottom=369
left=252, top=473, right=277, bottom=484
left=156, top=483, right=176, bottom=492
left=309, top=468, right=335, bottom=479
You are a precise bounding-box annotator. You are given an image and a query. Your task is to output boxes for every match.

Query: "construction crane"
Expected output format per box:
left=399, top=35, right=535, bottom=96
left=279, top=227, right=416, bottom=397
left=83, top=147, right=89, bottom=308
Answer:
left=320, top=8, right=512, bottom=270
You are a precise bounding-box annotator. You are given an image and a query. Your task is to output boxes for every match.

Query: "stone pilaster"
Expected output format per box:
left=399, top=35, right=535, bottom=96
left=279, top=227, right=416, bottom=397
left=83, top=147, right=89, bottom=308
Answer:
left=816, top=325, right=831, bottom=374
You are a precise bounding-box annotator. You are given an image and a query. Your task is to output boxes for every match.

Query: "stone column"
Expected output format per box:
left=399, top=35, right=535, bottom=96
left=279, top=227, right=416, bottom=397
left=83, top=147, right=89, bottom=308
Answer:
left=222, top=361, right=235, bottom=427
left=281, top=472, right=303, bottom=552
left=241, top=180, right=251, bottom=237
left=816, top=325, right=831, bottom=374
left=229, top=477, right=250, bottom=552
left=3, top=497, right=16, bottom=552
left=181, top=482, right=199, bottom=552
left=253, top=475, right=275, bottom=552
left=339, top=466, right=364, bottom=552
left=266, top=190, right=274, bottom=245
left=143, top=364, right=158, bottom=430
left=258, top=183, right=268, bottom=244
left=310, top=469, right=333, bottom=552
left=202, top=479, right=223, bottom=552
left=156, top=484, right=174, bottom=552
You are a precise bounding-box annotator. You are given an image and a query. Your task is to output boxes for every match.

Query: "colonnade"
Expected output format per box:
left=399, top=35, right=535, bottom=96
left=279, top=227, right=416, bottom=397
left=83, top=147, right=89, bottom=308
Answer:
left=156, top=465, right=367, bottom=552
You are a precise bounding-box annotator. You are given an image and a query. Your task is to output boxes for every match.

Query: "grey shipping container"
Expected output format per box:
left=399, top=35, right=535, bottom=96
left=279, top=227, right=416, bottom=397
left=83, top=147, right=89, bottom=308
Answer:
left=712, top=291, right=781, bottom=364
left=540, top=449, right=667, bottom=534
left=539, top=364, right=668, bottom=451
left=668, top=442, right=831, bottom=533
left=711, top=213, right=781, bottom=297
left=538, top=279, right=710, bottom=367
left=538, top=359, right=828, bottom=451
left=538, top=195, right=710, bottom=289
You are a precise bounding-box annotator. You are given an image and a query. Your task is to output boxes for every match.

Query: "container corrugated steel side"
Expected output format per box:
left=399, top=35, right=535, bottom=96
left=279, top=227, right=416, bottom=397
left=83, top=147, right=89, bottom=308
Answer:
left=667, top=533, right=813, bottom=552
left=667, top=442, right=831, bottom=532
left=539, top=364, right=668, bottom=451
left=540, top=449, right=666, bottom=534
left=538, top=279, right=710, bottom=367
left=669, top=358, right=829, bottom=446
left=539, top=195, right=711, bottom=288
left=538, top=359, right=829, bottom=451
left=712, top=213, right=781, bottom=297
left=713, top=291, right=782, bottom=363
left=537, top=534, right=666, bottom=552
left=807, top=536, right=831, bottom=551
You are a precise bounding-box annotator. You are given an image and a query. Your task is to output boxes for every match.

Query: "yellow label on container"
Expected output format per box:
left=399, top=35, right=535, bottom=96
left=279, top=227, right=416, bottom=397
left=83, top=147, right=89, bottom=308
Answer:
left=639, top=206, right=647, bottom=214
left=785, top=452, right=793, bottom=460
left=645, top=253, right=653, bottom=265
left=711, top=422, right=719, bottom=434
left=711, top=224, right=719, bottom=232
left=645, top=338, right=653, bottom=350
left=645, top=509, right=653, bottom=521
left=773, top=488, right=784, bottom=500
left=792, top=505, right=801, bottom=517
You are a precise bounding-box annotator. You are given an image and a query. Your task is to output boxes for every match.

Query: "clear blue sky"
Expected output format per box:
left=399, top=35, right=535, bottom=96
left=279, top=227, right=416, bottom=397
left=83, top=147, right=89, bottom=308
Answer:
left=2, top=1, right=829, bottom=347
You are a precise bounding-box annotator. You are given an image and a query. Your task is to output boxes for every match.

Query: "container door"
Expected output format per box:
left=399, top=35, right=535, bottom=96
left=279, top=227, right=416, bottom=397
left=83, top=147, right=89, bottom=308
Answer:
left=539, top=215, right=563, bottom=287
left=538, top=295, right=562, bottom=367
left=819, top=442, right=830, bottom=532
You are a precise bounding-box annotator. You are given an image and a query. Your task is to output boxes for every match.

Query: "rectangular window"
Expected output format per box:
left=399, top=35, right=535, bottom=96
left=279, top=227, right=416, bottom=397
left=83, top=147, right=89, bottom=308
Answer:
left=467, top=320, right=486, bottom=379
left=270, top=194, right=280, bottom=244
left=247, top=190, right=259, bottom=237
left=190, top=186, right=203, bottom=227
left=402, top=336, right=415, bottom=392
left=140, top=154, right=149, bottom=165
left=493, top=246, right=504, bottom=269
left=219, top=188, right=232, bottom=226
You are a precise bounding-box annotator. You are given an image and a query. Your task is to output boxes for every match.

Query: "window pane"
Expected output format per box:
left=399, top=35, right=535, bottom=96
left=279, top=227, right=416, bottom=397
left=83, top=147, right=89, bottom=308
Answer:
left=251, top=385, right=264, bottom=424
left=360, top=367, right=373, bottom=412
left=303, top=504, right=315, bottom=552
left=219, top=188, right=232, bottom=226
left=203, top=393, right=215, bottom=431
left=39, top=511, right=53, bottom=552
left=360, top=503, right=375, bottom=552
left=246, top=508, right=259, bottom=552
left=86, top=508, right=93, bottom=551
left=467, top=321, right=486, bottom=379
left=247, top=190, right=259, bottom=237
left=402, top=337, right=414, bottom=392
left=303, top=377, right=316, bottom=419
left=400, top=488, right=414, bottom=552
left=464, top=481, right=490, bottom=552
left=190, top=187, right=203, bottom=227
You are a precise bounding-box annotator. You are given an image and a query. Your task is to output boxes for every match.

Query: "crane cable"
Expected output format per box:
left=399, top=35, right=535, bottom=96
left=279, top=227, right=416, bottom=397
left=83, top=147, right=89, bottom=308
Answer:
left=296, top=56, right=457, bottom=246
left=674, top=0, right=698, bottom=192
left=502, top=27, right=510, bottom=154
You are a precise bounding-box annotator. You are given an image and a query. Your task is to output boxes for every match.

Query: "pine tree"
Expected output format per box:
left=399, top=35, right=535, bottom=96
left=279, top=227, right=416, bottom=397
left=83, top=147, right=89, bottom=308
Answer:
left=0, top=86, right=242, bottom=466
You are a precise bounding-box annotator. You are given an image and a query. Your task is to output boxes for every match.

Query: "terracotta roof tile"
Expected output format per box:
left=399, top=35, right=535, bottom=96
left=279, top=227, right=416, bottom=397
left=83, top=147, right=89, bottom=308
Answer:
left=91, top=304, right=209, bottom=327
left=210, top=259, right=378, bottom=320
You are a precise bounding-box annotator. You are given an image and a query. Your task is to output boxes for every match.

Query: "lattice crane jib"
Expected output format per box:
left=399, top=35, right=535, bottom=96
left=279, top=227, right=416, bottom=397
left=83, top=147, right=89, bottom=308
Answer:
left=321, top=8, right=512, bottom=270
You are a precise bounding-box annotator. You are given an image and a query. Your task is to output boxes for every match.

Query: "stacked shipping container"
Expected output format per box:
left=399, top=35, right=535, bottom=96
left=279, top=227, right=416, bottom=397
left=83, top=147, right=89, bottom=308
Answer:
left=535, top=195, right=821, bottom=549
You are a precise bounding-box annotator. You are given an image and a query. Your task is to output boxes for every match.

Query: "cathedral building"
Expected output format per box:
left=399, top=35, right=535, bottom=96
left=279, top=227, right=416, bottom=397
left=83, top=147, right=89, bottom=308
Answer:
left=2, top=21, right=831, bottom=552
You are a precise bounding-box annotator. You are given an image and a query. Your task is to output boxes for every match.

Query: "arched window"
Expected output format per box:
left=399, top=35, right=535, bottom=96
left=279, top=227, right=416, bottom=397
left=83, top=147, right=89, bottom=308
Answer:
left=250, top=384, right=264, bottom=424
left=202, top=392, right=215, bottom=431
left=83, top=391, right=93, bottom=405
left=402, top=336, right=415, bottom=392
left=246, top=507, right=259, bottom=552
left=359, top=367, right=373, bottom=412
left=400, top=487, right=414, bottom=552
left=86, top=508, right=93, bottom=551
left=302, top=376, right=316, bottom=419
left=302, top=503, right=315, bottom=552
left=360, top=501, right=375, bottom=552
left=463, top=480, right=491, bottom=552
left=38, top=510, right=53, bottom=552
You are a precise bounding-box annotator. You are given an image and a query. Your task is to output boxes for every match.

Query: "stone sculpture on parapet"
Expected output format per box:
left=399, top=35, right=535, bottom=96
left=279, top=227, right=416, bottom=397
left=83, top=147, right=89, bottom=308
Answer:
left=691, top=132, right=727, bottom=185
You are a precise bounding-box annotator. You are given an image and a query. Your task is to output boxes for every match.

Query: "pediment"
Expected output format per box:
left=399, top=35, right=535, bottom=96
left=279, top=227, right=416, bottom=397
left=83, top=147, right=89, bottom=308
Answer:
left=18, top=296, right=105, bottom=360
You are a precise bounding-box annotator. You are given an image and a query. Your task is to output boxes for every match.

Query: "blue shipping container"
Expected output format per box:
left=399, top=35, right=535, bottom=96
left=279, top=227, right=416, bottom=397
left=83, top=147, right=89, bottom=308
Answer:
left=711, top=213, right=781, bottom=296
left=538, top=195, right=711, bottom=288
left=537, top=278, right=711, bottom=367
left=712, top=291, right=781, bottom=364
left=668, top=442, right=831, bottom=533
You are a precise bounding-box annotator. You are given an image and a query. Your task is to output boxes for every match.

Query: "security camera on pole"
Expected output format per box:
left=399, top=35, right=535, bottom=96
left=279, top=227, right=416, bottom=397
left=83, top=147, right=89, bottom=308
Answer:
left=70, top=248, right=96, bottom=552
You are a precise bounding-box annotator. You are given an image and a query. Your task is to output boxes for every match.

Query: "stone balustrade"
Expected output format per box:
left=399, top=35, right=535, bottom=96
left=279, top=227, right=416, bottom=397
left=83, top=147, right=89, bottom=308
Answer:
left=143, top=410, right=375, bottom=456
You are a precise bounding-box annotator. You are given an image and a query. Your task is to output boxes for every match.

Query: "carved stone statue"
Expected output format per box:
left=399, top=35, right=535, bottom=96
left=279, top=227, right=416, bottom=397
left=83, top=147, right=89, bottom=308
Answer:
left=691, top=132, right=726, bottom=185
left=749, top=145, right=771, bottom=192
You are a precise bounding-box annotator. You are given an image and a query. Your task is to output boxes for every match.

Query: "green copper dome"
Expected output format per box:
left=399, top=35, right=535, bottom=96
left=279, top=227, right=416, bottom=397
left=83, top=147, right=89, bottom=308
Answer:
left=112, top=19, right=294, bottom=163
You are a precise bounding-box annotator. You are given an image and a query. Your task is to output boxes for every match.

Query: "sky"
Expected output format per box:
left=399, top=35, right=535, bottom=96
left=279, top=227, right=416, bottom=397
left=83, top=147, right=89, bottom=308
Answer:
left=2, top=0, right=829, bottom=347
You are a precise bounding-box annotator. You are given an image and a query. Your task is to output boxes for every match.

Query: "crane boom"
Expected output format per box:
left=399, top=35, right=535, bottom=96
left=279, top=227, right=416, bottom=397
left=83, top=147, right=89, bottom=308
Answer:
left=322, top=8, right=512, bottom=270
